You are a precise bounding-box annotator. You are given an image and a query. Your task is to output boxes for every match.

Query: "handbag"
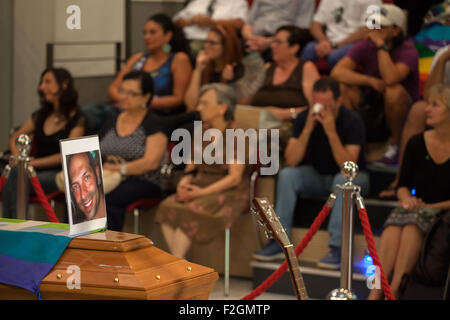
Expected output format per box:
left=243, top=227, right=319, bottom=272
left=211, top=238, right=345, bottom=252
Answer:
left=159, top=150, right=184, bottom=195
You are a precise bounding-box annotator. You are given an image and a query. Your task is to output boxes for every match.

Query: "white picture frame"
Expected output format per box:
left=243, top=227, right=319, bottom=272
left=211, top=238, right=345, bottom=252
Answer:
left=60, top=135, right=107, bottom=236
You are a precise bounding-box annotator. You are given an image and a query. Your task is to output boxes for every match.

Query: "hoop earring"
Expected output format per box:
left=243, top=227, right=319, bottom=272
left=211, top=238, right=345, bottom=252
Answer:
left=162, top=43, right=172, bottom=53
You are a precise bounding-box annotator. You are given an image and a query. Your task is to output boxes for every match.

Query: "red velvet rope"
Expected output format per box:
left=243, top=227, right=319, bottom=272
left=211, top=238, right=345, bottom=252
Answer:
left=0, top=176, right=6, bottom=194
left=241, top=204, right=332, bottom=300
left=241, top=204, right=397, bottom=300
left=29, top=176, right=60, bottom=223
left=358, top=208, right=396, bottom=300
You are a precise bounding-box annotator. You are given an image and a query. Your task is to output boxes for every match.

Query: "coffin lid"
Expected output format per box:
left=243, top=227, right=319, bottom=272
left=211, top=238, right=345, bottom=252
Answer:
left=67, top=230, right=153, bottom=252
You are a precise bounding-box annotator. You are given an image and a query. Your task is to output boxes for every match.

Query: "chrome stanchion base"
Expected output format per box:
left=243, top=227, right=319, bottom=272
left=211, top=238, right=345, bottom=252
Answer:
left=326, top=288, right=357, bottom=300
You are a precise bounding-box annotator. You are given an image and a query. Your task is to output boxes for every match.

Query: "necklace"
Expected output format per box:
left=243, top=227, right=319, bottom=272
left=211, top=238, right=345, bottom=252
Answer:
left=52, top=113, right=64, bottom=124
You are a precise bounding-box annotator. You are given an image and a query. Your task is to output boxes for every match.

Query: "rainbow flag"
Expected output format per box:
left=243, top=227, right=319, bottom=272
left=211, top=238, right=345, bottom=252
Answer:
left=0, top=219, right=71, bottom=298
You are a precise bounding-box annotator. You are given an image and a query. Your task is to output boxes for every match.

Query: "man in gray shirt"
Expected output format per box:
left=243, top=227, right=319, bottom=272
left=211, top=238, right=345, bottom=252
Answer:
left=242, top=0, right=315, bottom=53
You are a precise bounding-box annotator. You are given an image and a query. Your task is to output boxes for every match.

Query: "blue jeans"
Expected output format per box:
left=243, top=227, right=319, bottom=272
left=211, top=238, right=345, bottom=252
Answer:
left=274, top=165, right=369, bottom=248
left=301, top=41, right=354, bottom=69
left=2, top=166, right=59, bottom=219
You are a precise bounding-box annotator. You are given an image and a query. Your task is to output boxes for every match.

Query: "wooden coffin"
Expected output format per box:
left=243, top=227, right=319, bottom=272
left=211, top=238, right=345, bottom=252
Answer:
left=0, top=230, right=218, bottom=300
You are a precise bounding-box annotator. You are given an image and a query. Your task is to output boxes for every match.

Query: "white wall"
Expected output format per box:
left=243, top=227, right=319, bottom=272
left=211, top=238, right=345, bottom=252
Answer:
left=0, top=0, right=14, bottom=150
left=13, top=0, right=55, bottom=127
left=12, top=0, right=125, bottom=127
left=53, top=0, right=125, bottom=77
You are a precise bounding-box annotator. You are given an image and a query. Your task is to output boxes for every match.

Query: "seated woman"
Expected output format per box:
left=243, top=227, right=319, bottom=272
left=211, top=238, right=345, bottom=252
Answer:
left=155, top=83, right=252, bottom=258
left=83, top=14, right=194, bottom=135
left=2, top=67, right=86, bottom=219
left=100, top=71, right=168, bottom=232
left=379, top=44, right=450, bottom=199
left=249, top=25, right=320, bottom=121
left=184, top=25, right=243, bottom=111
left=368, top=83, right=450, bottom=300
left=110, top=14, right=193, bottom=117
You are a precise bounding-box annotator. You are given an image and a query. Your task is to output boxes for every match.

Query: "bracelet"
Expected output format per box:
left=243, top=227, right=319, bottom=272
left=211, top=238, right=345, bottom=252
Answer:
left=119, top=163, right=127, bottom=177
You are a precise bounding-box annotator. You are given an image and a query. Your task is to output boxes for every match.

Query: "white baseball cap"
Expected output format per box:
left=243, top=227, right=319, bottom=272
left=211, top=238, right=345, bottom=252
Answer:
left=379, top=4, right=405, bottom=28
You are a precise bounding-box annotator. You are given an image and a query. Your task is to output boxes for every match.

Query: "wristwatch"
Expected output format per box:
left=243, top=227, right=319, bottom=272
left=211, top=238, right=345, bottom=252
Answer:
left=377, top=44, right=389, bottom=52
left=290, top=108, right=297, bottom=120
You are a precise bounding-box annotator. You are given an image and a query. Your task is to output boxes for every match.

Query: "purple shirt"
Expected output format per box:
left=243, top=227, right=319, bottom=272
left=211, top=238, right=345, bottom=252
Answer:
left=346, top=39, right=420, bottom=102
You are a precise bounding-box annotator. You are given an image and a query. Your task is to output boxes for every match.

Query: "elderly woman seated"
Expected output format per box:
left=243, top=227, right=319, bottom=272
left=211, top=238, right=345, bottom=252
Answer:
left=155, top=83, right=252, bottom=258
left=245, top=25, right=320, bottom=157
left=249, top=25, right=320, bottom=121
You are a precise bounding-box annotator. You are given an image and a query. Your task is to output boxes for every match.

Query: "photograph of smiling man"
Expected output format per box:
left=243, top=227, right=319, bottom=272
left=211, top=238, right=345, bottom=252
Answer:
left=67, top=150, right=106, bottom=224
left=60, top=136, right=107, bottom=236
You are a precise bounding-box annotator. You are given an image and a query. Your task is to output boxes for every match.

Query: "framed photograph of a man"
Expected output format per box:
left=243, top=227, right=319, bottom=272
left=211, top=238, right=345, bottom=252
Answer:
left=60, top=136, right=107, bottom=236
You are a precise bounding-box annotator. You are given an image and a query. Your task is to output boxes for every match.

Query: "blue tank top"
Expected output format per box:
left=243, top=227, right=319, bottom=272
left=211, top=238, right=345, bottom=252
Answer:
left=132, top=53, right=174, bottom=98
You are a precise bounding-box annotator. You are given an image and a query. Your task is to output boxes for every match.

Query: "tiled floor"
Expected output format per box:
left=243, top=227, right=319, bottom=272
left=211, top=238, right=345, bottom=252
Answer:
left=209, top=276, right=296, bottom=300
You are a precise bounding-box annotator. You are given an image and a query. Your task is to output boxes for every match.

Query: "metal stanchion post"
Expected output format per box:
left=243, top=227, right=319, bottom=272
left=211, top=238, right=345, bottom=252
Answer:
left=14, top=135, right=32, bottom=220
left=341, top=186, right=354, bottom=291
left=327, top=161, right=359, bottom=300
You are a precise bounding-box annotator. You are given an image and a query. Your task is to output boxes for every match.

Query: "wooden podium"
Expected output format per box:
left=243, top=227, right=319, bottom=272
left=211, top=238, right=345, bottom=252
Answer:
left=0, top=231, right=218, bottom=300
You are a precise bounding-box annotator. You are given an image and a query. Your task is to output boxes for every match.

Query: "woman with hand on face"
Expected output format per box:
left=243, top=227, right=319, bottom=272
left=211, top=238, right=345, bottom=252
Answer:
left=100, top=71, right=168, bottom=232
left=368, top=84, right=450, bottom=300
left=155, top=83, right=252, bottom=258
left=108, top=14, right=192, bottom=118
left=184, top=25, right=243, bottom=111
left=250, top=25, right=320, bottom=121
left=2, top=68, right=86, bottom=219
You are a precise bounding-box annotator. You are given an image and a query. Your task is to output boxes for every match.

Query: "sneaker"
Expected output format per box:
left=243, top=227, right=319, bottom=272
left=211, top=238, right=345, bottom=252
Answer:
left=252, top=239, right=285, bottom=262
left=317, top=247, right=341, bottom=270
left=373, top=144, right=399, bottom=168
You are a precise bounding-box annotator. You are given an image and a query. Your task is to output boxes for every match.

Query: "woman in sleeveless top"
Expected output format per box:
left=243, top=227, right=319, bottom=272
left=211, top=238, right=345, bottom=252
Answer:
left=3, top=68, right=86, bottom=219
left=108, top=14, right=193, bottom=117
left=251, top=26, right=320, bottom=121
left=184, top=25, right=243, bottom=111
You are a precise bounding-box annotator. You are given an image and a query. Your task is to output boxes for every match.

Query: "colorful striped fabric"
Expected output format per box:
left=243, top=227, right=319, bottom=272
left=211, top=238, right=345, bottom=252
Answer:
left=0, top=220, right=71, bottom=297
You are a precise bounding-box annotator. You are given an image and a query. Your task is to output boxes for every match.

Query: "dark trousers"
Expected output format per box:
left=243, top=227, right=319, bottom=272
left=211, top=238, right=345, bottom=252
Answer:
left=105, top=176, right=161, bottom=232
